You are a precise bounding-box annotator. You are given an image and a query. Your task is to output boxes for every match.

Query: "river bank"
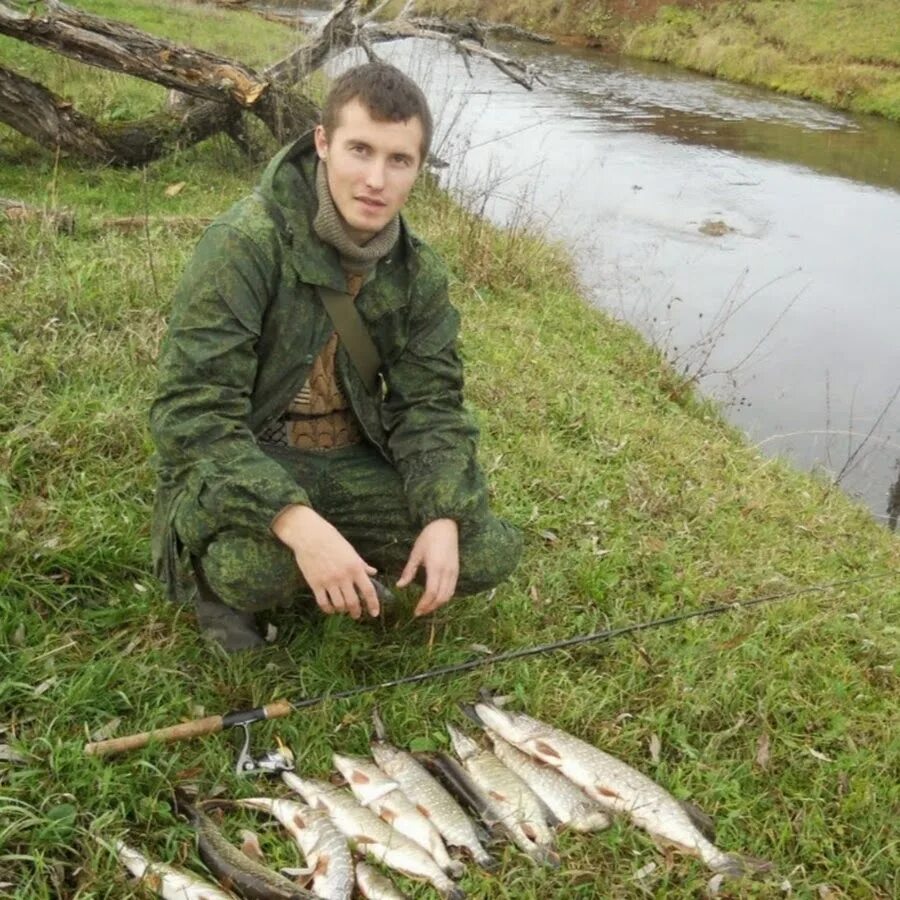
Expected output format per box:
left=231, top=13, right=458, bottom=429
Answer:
left=1, top=2, right=898, bottom=896
left=412, top=0, right=900, bottom=121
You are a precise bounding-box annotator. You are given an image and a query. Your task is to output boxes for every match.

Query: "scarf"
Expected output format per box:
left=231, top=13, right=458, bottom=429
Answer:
left=313, top=160, right=400, bottom=275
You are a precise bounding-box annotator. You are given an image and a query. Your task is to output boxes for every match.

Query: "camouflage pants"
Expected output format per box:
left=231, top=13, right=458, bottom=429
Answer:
left=175, top=442, right=522, bottom=612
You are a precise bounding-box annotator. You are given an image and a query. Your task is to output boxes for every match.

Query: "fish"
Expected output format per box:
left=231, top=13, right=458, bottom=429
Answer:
left=332, top=752, right=464, bottom=878
left=174, top=790, right=317, bottom=899
left=414, top=750, right=504, bottom=837
left=116, top=841, right=238, bottom=899
left=354, top=860, right=410, bottom=899
left=236, top=797, right=354, bottom=900
left=446, top=724, right=559, bottom=867
left=370, top=715, right=494, bottom=870
left=282, top=773, right=465, bottom=900
left=470, top=701, right=770, bottom=877
left=484, top=731, right=612, bottom=833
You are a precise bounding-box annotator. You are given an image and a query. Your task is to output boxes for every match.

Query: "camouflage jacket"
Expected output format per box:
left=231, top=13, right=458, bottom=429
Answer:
left=150, top=133, right=487, bottom=600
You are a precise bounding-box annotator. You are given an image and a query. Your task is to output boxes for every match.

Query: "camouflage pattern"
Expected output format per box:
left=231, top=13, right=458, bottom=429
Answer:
left=150, top=132, right=520, bottom=605
left=185, top=443, right=522, bottom=611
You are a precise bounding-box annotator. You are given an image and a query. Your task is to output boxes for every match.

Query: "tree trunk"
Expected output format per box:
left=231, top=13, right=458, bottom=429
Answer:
left=0, top=1, right=268, bottom=106
left=0, top=63, right=244, bottom=165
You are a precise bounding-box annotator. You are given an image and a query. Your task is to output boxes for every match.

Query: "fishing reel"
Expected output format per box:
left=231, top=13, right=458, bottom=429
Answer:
left=234, top=723, right=295, bottom=777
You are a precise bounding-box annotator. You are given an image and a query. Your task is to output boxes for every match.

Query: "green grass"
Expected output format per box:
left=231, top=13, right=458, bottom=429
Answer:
left=2, top=1, right=899, bottom=898
left=625, top=1, right=900, bottom=120
left=413, top=0, right=900, bottom=120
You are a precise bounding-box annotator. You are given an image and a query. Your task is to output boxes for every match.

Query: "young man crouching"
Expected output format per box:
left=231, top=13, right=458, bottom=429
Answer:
left=150, top=62, right=521, bottom=650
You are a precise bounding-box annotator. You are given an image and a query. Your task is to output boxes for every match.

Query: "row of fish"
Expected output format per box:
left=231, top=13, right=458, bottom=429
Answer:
left=117, top=700, right=769, bottom=898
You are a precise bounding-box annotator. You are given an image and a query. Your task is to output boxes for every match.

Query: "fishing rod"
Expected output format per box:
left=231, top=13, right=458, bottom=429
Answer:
left=83, top=573, right=893, bottom=758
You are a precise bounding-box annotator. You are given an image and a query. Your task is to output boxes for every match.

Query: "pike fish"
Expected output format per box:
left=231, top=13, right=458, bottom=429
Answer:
left=471, top=701, right=769, bottom=877
left=370, top=718, right=494, bottom=870
left=485, top=731, right=611, bottom=833
left=236, top=797, right=353, bottom=900
left=174, top=791, right=317, bottom=900
left=116, top=841, right=237, bottom=899
left=446, top=724, right=559, bottom=867
left=354, top=860, right=410, bottom=900
left=282, top=773, right=465, bottom=900
left=332, top=752, right=463, bottom=878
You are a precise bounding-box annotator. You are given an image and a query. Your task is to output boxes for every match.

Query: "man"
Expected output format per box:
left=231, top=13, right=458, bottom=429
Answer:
left=150, top=62, right=521, bottom=650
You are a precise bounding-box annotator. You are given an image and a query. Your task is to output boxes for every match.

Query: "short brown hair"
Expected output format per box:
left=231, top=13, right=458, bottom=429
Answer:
left=321, top=62, right=433, bottom=161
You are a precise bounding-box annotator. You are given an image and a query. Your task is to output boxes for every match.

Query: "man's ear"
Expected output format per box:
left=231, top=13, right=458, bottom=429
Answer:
left=314, top=124, right=329, bottom=161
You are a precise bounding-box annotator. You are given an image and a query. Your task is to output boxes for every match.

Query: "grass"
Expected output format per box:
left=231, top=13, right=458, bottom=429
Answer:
left=413, top=0, right=900, bottom=120
left=624, top=1, right=900, bottom=121
left=2, top=1, right=899, bottom=898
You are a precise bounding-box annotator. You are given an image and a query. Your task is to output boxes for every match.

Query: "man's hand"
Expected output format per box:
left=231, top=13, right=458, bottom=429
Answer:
left=272, top=505, right=379, bottom=619
left=397, top=518, right=459, bottom=617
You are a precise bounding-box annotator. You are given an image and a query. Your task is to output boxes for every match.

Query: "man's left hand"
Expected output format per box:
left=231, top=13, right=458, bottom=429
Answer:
left=397, top=518, right=459, bottom=617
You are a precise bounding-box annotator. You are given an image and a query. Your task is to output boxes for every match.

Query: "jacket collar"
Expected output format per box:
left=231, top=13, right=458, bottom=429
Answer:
left=257, top=132, right=419, bottom=293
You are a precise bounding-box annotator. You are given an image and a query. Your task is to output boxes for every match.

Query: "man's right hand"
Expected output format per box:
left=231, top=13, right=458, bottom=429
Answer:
left=272, top=505, right=379, bottom=619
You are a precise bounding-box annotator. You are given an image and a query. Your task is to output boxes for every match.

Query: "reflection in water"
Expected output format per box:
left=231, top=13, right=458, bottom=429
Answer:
left=516, top=45, right=900, bottom=192
left=318, top=28, right=900, bottom=521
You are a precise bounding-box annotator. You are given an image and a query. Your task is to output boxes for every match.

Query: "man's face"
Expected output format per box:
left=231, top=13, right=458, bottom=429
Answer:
left=314, top=99, right=424, bottom=243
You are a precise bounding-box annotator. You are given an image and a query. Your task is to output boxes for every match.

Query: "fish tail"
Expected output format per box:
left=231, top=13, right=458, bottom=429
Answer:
left=443, top=885, right=467, bottom=900
left=447, top=859, right=466, bottom=879
left=458, top=702, right=483, bottom=726
left=372, top=706, right=388, bottom=742
left=541, top=847, right=561, bottom=869
left=474, top=850, right=498, bottom=872
left=172, top=787, right=199, bottom=821
left=711, top=851, right=772, bottom=878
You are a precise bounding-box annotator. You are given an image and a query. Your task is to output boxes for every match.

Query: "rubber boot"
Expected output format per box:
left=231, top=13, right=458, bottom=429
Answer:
left=192, top=560, right=265, bottom=653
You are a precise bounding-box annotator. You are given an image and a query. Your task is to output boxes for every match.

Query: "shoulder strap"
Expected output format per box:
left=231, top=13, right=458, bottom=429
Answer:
left=253, top=188, right=382, bottom=393
left=318, top=285, right=381, bottom=394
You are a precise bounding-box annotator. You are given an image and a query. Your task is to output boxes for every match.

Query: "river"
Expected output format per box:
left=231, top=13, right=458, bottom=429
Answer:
left=301, top=8, right=900, bottom=524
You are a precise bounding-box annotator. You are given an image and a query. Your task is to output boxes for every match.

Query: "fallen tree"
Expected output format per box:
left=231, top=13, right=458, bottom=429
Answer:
left=0, top=0, right=544, bottom=166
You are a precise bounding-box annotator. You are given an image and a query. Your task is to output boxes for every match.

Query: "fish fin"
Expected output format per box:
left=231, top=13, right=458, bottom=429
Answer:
left=537, top=799, right=561, bottom=828
left=712, top=853, right=773, bottom=878
left=372, top=706, right=388, bottom=742
left=487, top=789, right=507, bottom=803
left=281, top=865, right=314, bottom=885
left=521, top=822, right=538, bottom=841
left=314, top=853, right=330, bottom=877
left=474, top=851, right=498, bottom=872
left=545, top=849, right=561, bottom=869
left=415, top=802, right=432, bottom=819
left=534, top=740, right=562, bottom=761
left=458, top=702, right=483, bottom=726
left=172, top=787, right=199, bottom=822
left=291, top=811, right=307, bottom=830
left=239, top=828, right=266, bottom=863
left=354, top=834, right=378, bottom=845
left=198, top=797, right=239, bottom=813
left=476, top=688, right=512, bottom=707
left=595, top=784, right=622, bottom=800
left=351, top=769, right=371, bottom=784
left=679, top=799, right=716, bottom=841
left=447, top=859, right=466, bottom=879
left=380, top=806, right=397, bottom=824
left=446, top=886, right=467, bottom=900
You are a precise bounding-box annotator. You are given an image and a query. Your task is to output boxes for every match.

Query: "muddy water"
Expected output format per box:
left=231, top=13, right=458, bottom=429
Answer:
left=312, top=22, right=900, bottom=522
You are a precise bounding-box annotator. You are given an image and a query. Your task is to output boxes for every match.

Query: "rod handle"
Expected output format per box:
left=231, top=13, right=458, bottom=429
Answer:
left=83, top=700, right=294, bottom=757
left=84, top=714, right=226, bottom=757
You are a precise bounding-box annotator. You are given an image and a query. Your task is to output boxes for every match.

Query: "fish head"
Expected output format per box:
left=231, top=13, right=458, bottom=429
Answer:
left=282, top=772, right=333, bottom=807
left=446, top=723, right=480, bottom=760
left=333, top=752, right=398, bottom=805
left=472, top=702, right=545, bottom=744
left=369, top=741, right=391, bottom=764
